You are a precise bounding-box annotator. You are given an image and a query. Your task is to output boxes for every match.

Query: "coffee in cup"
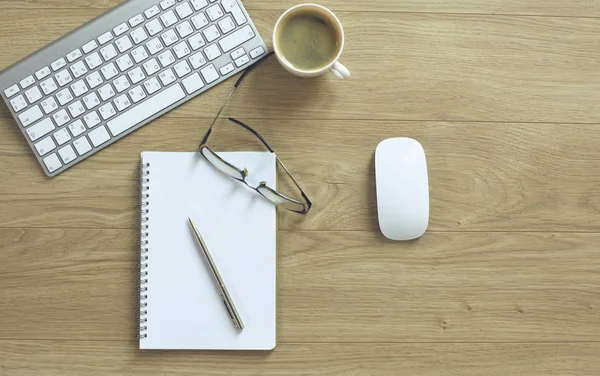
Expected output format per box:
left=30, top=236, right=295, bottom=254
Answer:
left=273, top=4, right=350, bottom=79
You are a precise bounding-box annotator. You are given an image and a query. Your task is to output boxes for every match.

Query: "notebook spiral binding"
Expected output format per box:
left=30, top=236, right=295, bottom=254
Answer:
left=139, top=161, right=151, bottom=339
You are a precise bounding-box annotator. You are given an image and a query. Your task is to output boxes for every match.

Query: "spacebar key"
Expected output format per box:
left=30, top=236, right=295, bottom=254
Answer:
left=107, top=84, right=186, bottom=136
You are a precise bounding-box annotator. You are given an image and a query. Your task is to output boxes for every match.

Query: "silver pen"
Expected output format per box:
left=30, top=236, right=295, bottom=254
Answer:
left=188, top=217, right=244, bottom=331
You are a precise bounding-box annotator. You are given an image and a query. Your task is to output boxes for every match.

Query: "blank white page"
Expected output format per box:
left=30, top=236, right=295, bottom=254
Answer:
left=140, top=151, right=276, bottom=350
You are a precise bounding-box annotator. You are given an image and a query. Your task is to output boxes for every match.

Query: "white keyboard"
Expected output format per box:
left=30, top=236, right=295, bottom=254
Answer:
left=0, top=0, right=267, bottom=176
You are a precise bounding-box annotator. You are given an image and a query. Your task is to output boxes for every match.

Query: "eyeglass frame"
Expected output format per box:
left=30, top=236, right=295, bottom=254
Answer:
left=197, top=52, right=313, bottom=214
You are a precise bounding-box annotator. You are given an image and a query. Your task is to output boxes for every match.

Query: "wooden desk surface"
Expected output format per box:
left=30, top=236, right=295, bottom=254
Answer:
left=1, top=1, right=599, bottom=375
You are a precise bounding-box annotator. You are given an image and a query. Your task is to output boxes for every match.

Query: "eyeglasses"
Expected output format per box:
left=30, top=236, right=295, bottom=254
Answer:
left=197, top=53, right=313, bottom=214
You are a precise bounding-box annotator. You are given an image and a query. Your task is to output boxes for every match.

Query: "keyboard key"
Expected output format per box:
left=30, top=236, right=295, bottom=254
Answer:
left=19, top=105, right=43, bottom=127
left=41, top=97, right=59, bottom=114
left=250, top=46, right=265, bottom=59
left=182, top=73, right=205, bottom=94
left=231, top=47, right=245, bottom=60
left=69, top=120, right=87, bottom=137
left=10, top=95, right=28, bottom=112
left=131, top=27, right=149, bottom=45
left=219, top=25, right=254, bottom=52
left=68, top=100, right=86, bottom=118
left=83, top=92, right=100, bottom=110
left=160, top=10, right=178, bottom=28
left=20, top=75, right=35, bottom=89
left=191, top=13, right=209, bottom=29
left=25, top=86, right=43, bottom=103
left=128, top=85, right=147, bottom=103
left=143, top=58, right=161, bottom=76
left=55, top=69, right=73, bottom=87
left=206, top=4, right=224, bottom=21
left=201, top=64, right=219, bottom=84
left=129, top=14, right=145, bottom=28
left=145, top=19, right=164, bottom=36
left=160, top=0, right=176, bottom=10
left=99, top=83, right=116, bottom=101
left=99, top=103, right=117, bottom=120
left=114, top=94, right=132, bottom=111
left=128, top=67, right=146, bottom=84
left=85, top=71, right=104, bottom=89
left=143, top=77, right=162, bottom=95
left=235, top=54, right=249, bottom=67
left=85, top=52, right=103, bottom=70
left=113, top=23, right=130, bottom=37
left=67, top=49, right=83, bottom=62
left=98, top=31, right=114, bottom=45
left=221, top=0, right=235, bottom=10
left=191, top=0, right=209, bottom=10
left=116, top=35, right=134, bottom=53
left=56, top=88, right=74, bottom=106
left=176, top=2, right=194, bottom=19
left=203, top=25, right=220, bottom=42
left=144, top=5, right=161, bottom=19
left=101, top=44, right=119, bottom=61
left=158, top=50, right=176, bottom=67
left=176, top=21, right=194, bottom=38
left=204, top=44, right=221, bottom=61
left=101, top=63, right=119, bottom=80
left=218, top=16, right=236, bottom=34
left=73, top=136, right=92, bottom=156
left=230, top=4, right=247, bottom=25
left=82, top=40, right=98, bottom=54
left=4, top=84, right=19, bottom=98
left=70, top=61, right=88, bottom=79
left=35, top=66, right=52, bottom=80
left=161, top=29, right=179, bottom=47
left=70, top=80, right=88, bottom=97
left=188, top=33, right=206, bottom=50
left=113, top=75, right=131, bottom=93
left=53, top=128, right=71, bottom=146
left=189, top=52, right=207, bottom=69
left=83, top=112, right=101, bottom=128
left=27, top=118, right=55, bottom=141
left=88, top=125, right=111, bottom=147
left=43, top=153, right=62, bottom=173
left=174, top=61, right=192, bottom=77
left=116, top=54, right=134, bottom=71
left=107, top=84, right=185, bottom=136
left=219, top=62, right=235, bottom=76
left=132, top=46, right=149, bottom=63
left=159, top=68, right=177, bottom=86
left=58, top=144, right=77, bottom=164
left=53, top=109, right=71, bottom=127
left=40, top=77, right=58, bottom=95
left=51, top=58, right=67, bottom=71
left=173, top=41, right=191, bottom=59
left=147, top=38, right=164, bottom=55
left=35, top=136, right=56, bottom=156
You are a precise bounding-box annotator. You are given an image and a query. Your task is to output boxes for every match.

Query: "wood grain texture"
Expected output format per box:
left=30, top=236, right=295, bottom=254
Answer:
left=1, top=341, right=600, bottom=376
left=3, top=0, right=600, bottom=17
left=0, top=119, right=599, bottom=231
left=1, top=0, right=600, bottom=374
left=1, top=229, right=598, bottom=342
left=2, top=11, right=600, bottom=123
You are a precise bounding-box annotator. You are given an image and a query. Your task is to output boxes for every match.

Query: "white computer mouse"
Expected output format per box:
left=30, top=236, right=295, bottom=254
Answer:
left=375, top=138, right=429, bottom=241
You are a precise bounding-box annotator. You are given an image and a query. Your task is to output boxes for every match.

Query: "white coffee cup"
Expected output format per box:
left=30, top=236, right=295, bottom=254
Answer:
left=273, top=4, right=350, bottom=79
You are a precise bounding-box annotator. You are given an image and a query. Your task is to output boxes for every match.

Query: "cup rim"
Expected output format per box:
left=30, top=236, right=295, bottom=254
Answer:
left=272, top=3, right=345, bottom=75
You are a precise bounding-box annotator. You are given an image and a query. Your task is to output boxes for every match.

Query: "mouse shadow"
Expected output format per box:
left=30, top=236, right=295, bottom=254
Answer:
left=367, top=154, right=423, bottom=245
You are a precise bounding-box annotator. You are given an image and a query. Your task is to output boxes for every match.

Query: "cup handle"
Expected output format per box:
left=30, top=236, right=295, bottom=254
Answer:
left=330, top=61, right=350, bottom=80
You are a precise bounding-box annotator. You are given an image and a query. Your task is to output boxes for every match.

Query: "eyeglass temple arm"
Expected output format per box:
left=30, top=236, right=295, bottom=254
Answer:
left=227, top=117, right=312, bottom=209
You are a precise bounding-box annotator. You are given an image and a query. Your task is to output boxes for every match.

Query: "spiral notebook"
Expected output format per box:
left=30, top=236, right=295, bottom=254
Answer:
left=139, top=151, right=277, bottom=350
